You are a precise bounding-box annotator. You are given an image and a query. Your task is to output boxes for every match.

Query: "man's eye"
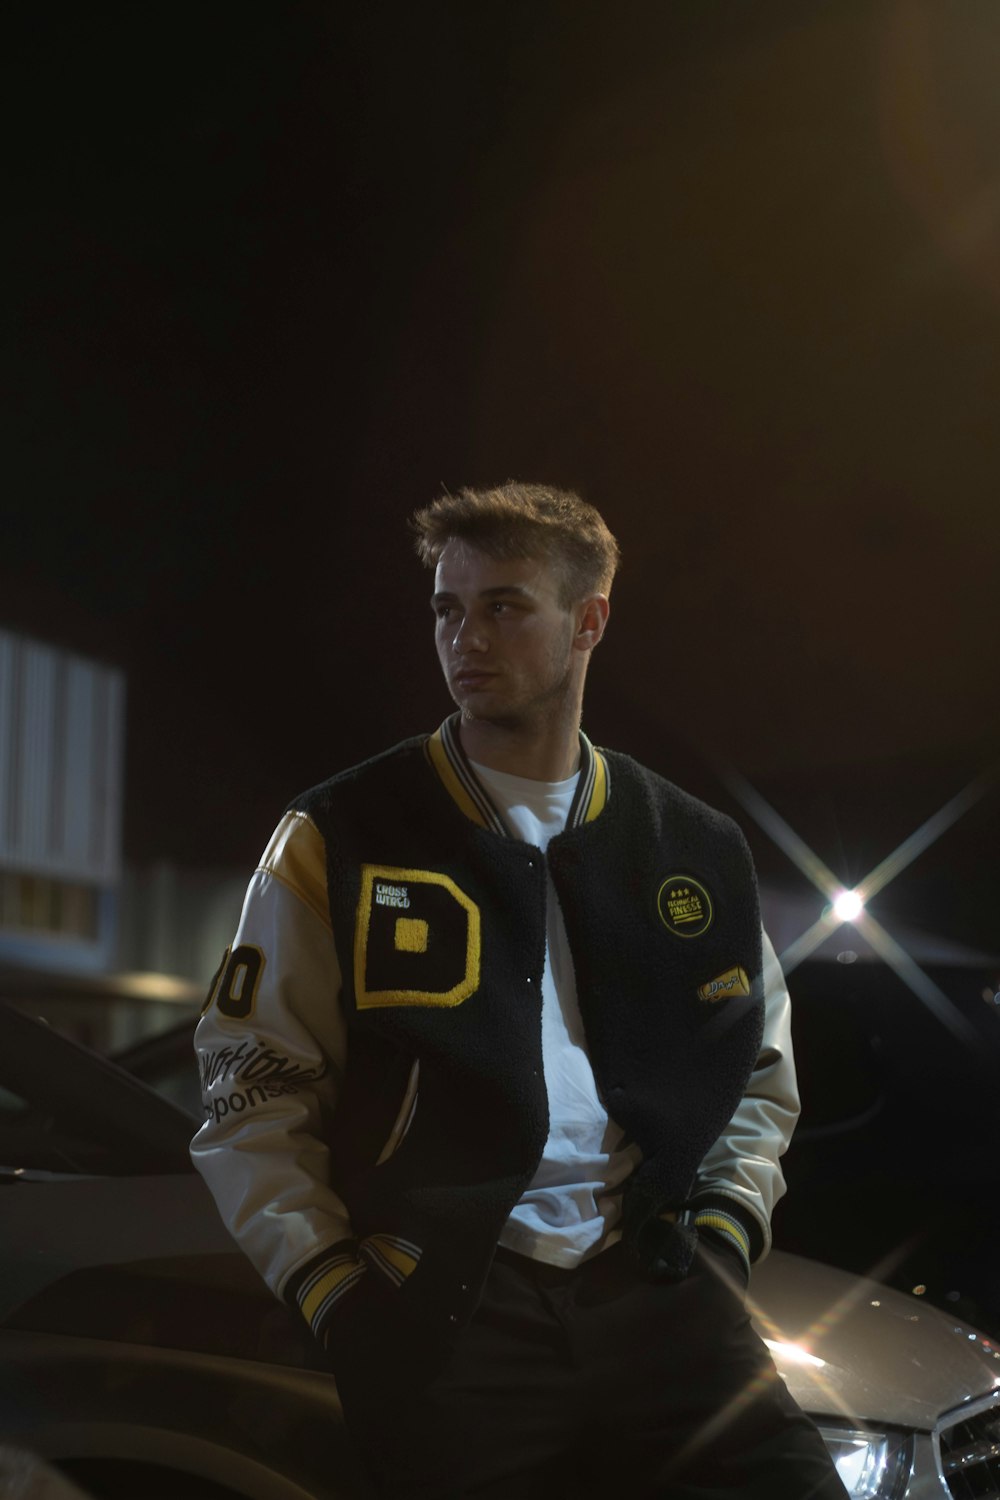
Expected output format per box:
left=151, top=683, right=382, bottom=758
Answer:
left=435, top=605, right=453, bottom=620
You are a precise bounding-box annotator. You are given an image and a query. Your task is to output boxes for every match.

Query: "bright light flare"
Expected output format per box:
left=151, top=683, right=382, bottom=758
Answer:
left=859, top=770, right=994, bottom=904
left=856, top=911, right=978, bottom=1047
left=832, top=889, right=864, bottom=923
left=717, top=770, right=842, bottom=904
left=719, top=760, right=998, bottom=1049
left=763, top=1338, right=826, bottom=1369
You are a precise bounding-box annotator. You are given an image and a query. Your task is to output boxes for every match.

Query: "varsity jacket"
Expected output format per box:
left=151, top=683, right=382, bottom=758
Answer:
left=191, top=721, right=800, bottom=1356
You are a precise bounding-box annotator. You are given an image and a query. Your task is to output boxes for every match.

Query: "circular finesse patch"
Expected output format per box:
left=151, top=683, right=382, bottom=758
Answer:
left=656, top=875, right=714, bottom=938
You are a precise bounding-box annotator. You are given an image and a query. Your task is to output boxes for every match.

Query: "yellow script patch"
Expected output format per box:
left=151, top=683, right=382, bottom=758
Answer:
left=697, top=966, right=750, bottom=1003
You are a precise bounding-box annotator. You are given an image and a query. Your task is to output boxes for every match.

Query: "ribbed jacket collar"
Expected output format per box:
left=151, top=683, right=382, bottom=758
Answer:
left=425, top=713, right=609, bottom=835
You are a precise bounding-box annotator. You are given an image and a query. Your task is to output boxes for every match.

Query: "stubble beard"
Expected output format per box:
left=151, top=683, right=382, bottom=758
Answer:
left=459, top=641, right=578, bottom=736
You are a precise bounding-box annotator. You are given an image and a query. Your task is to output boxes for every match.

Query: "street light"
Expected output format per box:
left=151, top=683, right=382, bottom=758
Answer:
left=832, top=889, right=864, bottom=924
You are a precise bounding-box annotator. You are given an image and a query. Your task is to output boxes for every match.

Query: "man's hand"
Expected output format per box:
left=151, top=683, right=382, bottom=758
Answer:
left=622, top=1186, right=699, bottom=1280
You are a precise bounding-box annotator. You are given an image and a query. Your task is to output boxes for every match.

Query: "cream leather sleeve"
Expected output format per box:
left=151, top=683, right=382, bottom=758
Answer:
left=189, top=811, right=352, bottom=1301
left=692, top=928, right=800, bottom=1259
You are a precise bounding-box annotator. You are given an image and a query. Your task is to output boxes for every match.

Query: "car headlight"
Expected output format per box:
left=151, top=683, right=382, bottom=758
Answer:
left=816, top=1426, right=914, bottom=1500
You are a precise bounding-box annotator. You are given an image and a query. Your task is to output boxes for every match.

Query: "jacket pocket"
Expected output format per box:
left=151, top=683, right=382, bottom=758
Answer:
left=375, top=1057, right=419, bottom=1165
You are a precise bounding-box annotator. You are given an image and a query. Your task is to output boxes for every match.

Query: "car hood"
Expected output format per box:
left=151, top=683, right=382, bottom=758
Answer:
left=752, top=1250, right=1000, bottom=1429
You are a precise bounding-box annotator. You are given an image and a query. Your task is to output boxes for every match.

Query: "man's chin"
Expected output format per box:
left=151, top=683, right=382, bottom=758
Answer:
left=454, top=696, right=523, bottom=731
left=451, top=681, right=498, bottom=710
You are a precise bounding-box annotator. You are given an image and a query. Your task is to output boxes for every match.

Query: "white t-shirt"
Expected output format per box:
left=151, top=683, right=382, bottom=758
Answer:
left=471, top=760, right=641, bottom=1268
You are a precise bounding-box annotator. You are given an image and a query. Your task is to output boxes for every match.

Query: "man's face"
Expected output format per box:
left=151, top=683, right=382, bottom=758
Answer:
left=431, top=542, right=581, bottom=729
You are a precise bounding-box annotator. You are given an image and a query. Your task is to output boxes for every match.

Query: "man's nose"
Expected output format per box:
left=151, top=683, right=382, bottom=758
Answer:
left=452, top=615, right=488, bottom=653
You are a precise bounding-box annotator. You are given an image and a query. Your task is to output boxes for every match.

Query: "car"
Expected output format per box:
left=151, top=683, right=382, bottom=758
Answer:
left=748, top=1255, right=1000, bottom=1499
left=0, top=996, right=370, bottom=1500
left=1, top=994, right=999, bottom=1500
left=776, top=953, right=1000, bottom=1347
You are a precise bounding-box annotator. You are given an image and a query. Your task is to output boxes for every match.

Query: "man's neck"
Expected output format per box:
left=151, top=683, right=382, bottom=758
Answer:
left=458, top=712, right=582, bottom=783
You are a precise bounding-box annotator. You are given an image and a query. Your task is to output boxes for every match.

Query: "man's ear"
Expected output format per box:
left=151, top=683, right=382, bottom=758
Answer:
left=574, top=594, right=610, bottom=652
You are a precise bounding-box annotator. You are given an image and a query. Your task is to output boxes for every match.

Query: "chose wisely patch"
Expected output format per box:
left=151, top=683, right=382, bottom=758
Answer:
left=656, top=875, right=714, bottom=938
left=697, top=966, right=750, bottom=1003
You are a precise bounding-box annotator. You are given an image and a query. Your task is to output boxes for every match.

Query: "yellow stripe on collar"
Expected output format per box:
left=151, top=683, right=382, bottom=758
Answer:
left=425, top=729, right=489, bottom=827
left=584, top=750, right=608, bottom=823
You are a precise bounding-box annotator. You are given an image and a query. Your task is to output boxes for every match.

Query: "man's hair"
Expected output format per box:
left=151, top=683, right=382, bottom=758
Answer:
left=411, top=482, right=621, bottom=604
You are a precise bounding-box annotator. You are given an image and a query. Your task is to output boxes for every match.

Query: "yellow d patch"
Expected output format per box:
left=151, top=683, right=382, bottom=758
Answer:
left=354, top=864, right=481, bottom=1010
left=697, top=966, right=751, bottom=1003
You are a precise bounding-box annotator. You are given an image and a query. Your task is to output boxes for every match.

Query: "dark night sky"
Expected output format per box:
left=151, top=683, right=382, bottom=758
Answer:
left=5, top=2, right=999, bottom=951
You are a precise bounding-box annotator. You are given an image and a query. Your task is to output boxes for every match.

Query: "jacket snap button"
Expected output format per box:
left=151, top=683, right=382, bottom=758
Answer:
left=527, top=859, right=535, bottom=868
left=460, top=1283, right=468, bottom=1293
left=448, top=1313, right=459, bottom=1324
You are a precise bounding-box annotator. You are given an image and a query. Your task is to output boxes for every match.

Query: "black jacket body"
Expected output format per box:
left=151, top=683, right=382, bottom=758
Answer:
left=289, top=734, right=764, bottom=1349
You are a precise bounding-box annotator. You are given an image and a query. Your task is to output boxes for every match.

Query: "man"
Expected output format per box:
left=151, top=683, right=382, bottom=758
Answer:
left=191, top=483, right=845, bottom=1498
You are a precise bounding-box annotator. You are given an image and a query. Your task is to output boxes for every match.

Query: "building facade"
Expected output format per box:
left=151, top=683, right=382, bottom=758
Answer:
left=0, top=628, right=124, bottom=974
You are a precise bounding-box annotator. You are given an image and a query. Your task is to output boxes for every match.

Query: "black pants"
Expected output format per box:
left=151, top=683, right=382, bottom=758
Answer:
left=334, top=1241, right=848, bottom=1499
